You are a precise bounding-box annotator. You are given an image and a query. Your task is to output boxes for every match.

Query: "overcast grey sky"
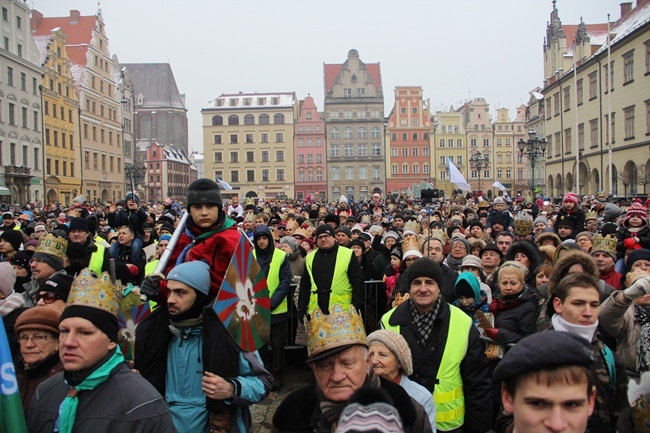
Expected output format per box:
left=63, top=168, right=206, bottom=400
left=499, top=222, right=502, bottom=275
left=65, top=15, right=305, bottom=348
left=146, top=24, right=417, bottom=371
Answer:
left=33, top=0, right=618, bottom=152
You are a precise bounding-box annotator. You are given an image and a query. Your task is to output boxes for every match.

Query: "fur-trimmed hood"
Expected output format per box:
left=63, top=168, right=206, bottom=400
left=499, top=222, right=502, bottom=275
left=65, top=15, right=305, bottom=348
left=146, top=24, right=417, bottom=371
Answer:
left=503, top=240, right=542, bottom=275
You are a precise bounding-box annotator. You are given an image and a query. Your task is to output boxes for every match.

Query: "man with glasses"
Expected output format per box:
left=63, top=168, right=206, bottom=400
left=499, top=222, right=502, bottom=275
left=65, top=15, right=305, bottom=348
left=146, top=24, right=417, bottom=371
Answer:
left=23, top=234, right=68, bottom=307
left=34, top=273, right=74, bottom=316
left=297, top=224, right=365, bottom=321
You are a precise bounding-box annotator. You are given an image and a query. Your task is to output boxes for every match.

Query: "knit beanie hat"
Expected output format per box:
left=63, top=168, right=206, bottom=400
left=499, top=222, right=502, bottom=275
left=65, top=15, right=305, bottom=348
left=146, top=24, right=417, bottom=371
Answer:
left=404, top=257, right=443, bottom=289
left=467, top=220, right=484, bottom=232
left=166, top=260, right=211, bottom=297
left=280, top=235, right=299, bottom=252
left=623, top=203, right=648, bottom=227
left=158, top=234, right=172, bottom=242
left=454, top=279, right=476, bottom=299
left=0, top=262, right=16, bottom=297
left=533, top=216, right=549, bottom=227
left=563, top=192, right=579, bottom=205
left=367, top=330, right=414, bottom=375
left=335, top=226, right=352, bottom=239
left=491, top=213, right=505, bottom=227
left=186, top=179, right=223, bottom=209
left=336, top=390, right=404, bottom=433
left=450, top=235, right=471, bottom=253
left=125, top=192, right=140, bottom=205
left=68, top=217, right=89, bottom=232
left=390, top=248, right=402, bottom=260
left=603, top=203, right=622, bottom=221
left=315, top=224, right=335, bottom=238
left=0, top=230, right=23, bottom=252
left=14, top=306, right=61, bottom=335
left=575, top=231, right=593, bottom=242
left=10, top=250, right=33, bottom=273
left=494, top=197, right=505, bottom=205
left=626, top=248, right=650, bottom=274
left=40, top=273, right=74, bottom=302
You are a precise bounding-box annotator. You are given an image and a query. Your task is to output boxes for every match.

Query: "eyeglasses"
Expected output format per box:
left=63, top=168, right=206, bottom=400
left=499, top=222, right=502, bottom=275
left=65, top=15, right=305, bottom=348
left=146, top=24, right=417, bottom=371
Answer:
left=404, top=257, right=418, bottom=263
left=317, top=234, right=332, bottom=240
left=19, top=335, right=53, bottom=344
left=36, top=292, right=61, bottom=304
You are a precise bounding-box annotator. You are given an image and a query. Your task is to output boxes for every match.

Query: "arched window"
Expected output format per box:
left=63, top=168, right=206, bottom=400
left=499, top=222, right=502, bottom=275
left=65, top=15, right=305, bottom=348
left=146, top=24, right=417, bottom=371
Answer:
left=357, top=127, right=367, bottom=139
left=244, top=114, right=255, bottom=125
left=273, top=113, right=285, bottom=124
left=228, top=115, right=239, bottom=125
left=371, top=126, right=381, bottom=138
left=259, top=114, right=270, bottom=125
left=211, top=115, right=223, bottom=126
left=330, top=127, right=340, bottom=139
left=344, top=127, right=353, bottom=139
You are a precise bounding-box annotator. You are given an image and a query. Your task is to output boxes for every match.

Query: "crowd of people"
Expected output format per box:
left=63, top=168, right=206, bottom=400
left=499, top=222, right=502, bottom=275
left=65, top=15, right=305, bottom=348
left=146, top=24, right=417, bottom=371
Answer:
left=2, top=186, right=650, bottom=433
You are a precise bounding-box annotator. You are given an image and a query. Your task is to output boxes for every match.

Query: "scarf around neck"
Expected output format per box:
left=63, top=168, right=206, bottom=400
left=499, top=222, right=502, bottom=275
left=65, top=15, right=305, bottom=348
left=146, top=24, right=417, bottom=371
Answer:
left=633, top=304, right=650, bottom=372
left=56, top=347, right=125, bottom=433
left=551, top=313, right=598, bottom=342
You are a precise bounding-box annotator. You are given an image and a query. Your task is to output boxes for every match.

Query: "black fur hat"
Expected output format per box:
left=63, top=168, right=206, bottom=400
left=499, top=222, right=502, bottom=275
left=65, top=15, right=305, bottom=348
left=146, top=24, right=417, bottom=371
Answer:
left=186, top=179, right=223, bottom=209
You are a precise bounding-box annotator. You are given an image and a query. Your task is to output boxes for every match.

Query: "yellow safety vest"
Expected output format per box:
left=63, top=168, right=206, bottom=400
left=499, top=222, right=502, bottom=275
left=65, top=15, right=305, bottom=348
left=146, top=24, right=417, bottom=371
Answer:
left=304, top=246, right=353, bottom=313
left=254, top=248, right=289, bottom=315
left=144, top=259, right=158, bottom=277
left=381, top=304, right=471, bottom=431
left=88, top=243, right=106, bottom=275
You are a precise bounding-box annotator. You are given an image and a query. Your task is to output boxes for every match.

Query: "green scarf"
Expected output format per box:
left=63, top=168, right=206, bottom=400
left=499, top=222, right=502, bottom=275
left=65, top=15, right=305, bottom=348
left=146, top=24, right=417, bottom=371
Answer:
left=57, top=347, right=125, bottom=433
left=194, top=216, right=235, bottom=242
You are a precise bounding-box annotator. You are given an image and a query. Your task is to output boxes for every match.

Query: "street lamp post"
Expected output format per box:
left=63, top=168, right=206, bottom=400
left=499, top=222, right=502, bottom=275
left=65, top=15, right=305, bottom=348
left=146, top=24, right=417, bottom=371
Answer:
left=518, top=128, right=547, bottom=194
left=469, top=153, right=489, bottom=194
left=124, top=163, right=147, bottom=200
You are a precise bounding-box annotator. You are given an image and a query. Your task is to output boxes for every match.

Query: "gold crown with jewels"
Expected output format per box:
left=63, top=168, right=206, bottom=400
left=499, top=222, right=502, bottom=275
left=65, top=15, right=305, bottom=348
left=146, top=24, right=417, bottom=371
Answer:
left=35, top=233, right=68, bottom=260
left=586, top=211, right=598, bottom=221
left=67, top=268, right=123, bottom=317
left=514, top=211, right=533, bottom=236
left=403, top=219, right=420, bottom=235
left=591, top=234, right=617, bottom=256
left=306, top=304, right=367, bottom=360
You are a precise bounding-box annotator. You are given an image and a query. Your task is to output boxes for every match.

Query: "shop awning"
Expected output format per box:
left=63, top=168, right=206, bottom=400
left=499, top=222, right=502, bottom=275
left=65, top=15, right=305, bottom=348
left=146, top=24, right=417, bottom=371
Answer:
left=0, top=187, right=10, bottom=195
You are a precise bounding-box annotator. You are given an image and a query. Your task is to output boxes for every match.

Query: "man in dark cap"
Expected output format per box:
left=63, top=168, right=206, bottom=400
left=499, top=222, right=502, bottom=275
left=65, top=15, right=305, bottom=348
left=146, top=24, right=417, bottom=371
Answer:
left=140, top=178, right=244, bottom=300
left=335, top=226, right=352, bottom=247
left=23, top=234, right=68, bottom=307
left=297, top=224, right=365, bottom=320
left=107, top=192, right=147, bottom=265
left=0, top=211, right=21, bottom=232
left=0, top=229, right=23, bottom=261
left=67, top=217, right=111, bottom=275
left=494, top=331, right=597, bottom=433
left=380, top=257, right=492, bottom=433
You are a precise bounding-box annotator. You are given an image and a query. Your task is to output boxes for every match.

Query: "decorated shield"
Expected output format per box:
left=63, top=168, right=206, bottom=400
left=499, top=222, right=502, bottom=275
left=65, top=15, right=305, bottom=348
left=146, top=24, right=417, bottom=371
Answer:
left=214, top=234, right=270, bottom=351
left=118, top=301, right=154, bottom=360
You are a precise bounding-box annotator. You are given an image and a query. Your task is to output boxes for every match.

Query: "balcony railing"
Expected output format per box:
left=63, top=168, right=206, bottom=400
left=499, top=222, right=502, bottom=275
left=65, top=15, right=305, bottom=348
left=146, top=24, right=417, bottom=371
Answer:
left=5, top=165, right=32, bottom=176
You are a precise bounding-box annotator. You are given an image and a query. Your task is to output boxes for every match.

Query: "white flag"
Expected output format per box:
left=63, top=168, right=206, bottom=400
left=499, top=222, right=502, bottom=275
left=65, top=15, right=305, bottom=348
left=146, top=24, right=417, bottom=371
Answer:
left=216, top=178, right=234, bottom=191
left=493, top=181, right=507, bottom=191
left=447, top=158, right=471, bottom=191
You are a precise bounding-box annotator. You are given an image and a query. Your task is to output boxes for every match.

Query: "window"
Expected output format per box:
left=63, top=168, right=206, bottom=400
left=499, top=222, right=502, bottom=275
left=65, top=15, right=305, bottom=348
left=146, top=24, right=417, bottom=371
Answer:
left=497, top=169, right=503, bottom=178
left=246, top=151, right=254, bottom=162
left=359, top=166, right=368, bottom=180
left=497, top=138, right=502, bottom=147
left=332, top=167, right=340, bottom=180
left=20, top=72, right=26, bottom=90
left=259, top=114, right=270, bottom=124
left=401, top=147, right=408, bottom=157
left=439, top=156, right=446, bottom=165
left=331, top=145, right=340, bottom=157
left=101, top=154, right=106, bottom=171
left=413, top=147, right=419, bottom=157
left=392, top=164, right=399, bottom=175
left=230, top=134, right=238, bottom=144
left=274, top=113, right=285, bottom=124
left=440, top=171, right=447, bottom=180
left=506, top=138, right=511, bottom=147
left=448, top=139, right=453, bottom=147
left=439, top=139, right=445, bottom=148
left=457, top=139, right=462, bottom=147
left=244, top=114, right=255, bottom=125
left=8, top=103, right=15, bottom=125
left=391, top=147, right=398, bottom=157
left=298, top=138, right=304, bottom=147
left=589, top=72, right=597, bottom=99
left=646, top=41, right=650, bottom=74
left=371, top=126, right=381, bottom=139
left=307, top=138, right=312, bottom=147
left=231, top=170, right=239, bottom=182
left=247, top=170, right=255, bottom=182
left=316, top=154, right=322, bottom=163
left=214, top=152, right=222, bottom=163
left=16, top=15, right=21, bottom=29
left=358, top=144, right=367, bottom=157
left=330, top=127, right=340, bottom=139
left=261, top=151, right=269, bottom=162
left=316, top=138, right=322, bottom=147
left=330, top=111, right=339, bottom=120
left=470, top=138, right=477, bottom=147
left=497, top=154, right=502, bottom=164
left=518, top=169, right=523, bottom=180
left=214, top=134, right=222, bottom=144
left=21, top=107, right=27, bottom=128
left=344, top=144, right=353, bottom=157
left=262, top=170, right=269, bottom=181
left=1, top=7, right=6, bottom=20
left=483, top=139, right=489, bottom=147
left=298, top=155, right=305, bottom=164
left=402, top=164, right=409, bottom=174
left=373, top=166, right=381, bottom=180
left=413, top=164, right=419, bottom=174
left=357, top=127, right=367, bottom=139
left=245, top=134, right=253, bottom=143
left=371, top=144, right=381, bottom=156
left=357, top=88, right=365, bottom=97
left=7, top=67, right=13, bottom=86
left=563, top=86, right=571, bottom=109
left=343, top=111, right=353, bottom=120
left=276, top=150, right=284, bottom=162
left=307, top=154, right=313, bottom=164
left=344, top=127, right=353, bottom=139
left=357, top=110, right=366, bottom=119
left=275, top=133, right=284, bottom=142
left=346, top=166, right=354, bottom=180
left=228, top=114, right=239, bottom=125
left=423, top=147, right=429, bottom=156
left=624, top=106, right=635, bottom=139
left=299, top=171, right=305, bottom=182
left=578, top=123, right=585, bottom=150
left=85, top=151, right=90, bottom=168
left=564, top=128, right=572, bottom=153
left=623, top=50, right=635, bottom=84
left=553, top=92, right=560, bottom=115
left=457, top=156, right=463, bottom=165
left=261, top=133, right=268, bottom=143
left=344, top=88, right=352, bottom=98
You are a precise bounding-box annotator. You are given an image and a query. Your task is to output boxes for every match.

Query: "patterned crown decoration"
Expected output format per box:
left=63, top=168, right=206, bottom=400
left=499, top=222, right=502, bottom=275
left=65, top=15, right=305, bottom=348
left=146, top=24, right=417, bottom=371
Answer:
left=402, top=235, right=421, bottom=255
left=591, top=234, right=617, bottom=256
left=585, top=211, right=598, bottom=221
left=514, top=211, right=533, bottom=236
left=306, top=304, right=368, bottom=360
left=360, top=214, right=371, bottom=225
left=35, top=233, right=68, bottom=260
left=67, top=268, right=123, bottom=317
left=403, top=219, right=420, bottom=235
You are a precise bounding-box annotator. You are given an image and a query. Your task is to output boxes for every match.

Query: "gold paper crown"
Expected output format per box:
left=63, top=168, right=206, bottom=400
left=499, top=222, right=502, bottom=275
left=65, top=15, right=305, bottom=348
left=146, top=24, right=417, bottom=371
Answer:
left=306, top=304, right=367, bottom=360
left=514, top=211, right=533, bottom=236
left=360, top=214, right=371, bottom=224
left=67, top=268, right=122, bottom=317
left=402, top=236, right=421, bottom=255
left=591, top=234, right=617, bottom=256
left=403, top=219, right=420, bottom=235
left=35, top=233, right=68, bottom=260
left=586, top=211, right=598, bottom=221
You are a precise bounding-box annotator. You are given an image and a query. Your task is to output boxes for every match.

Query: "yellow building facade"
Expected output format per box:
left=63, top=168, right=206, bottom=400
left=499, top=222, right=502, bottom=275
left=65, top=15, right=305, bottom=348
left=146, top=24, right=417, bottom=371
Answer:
left=202, top=92, right=298, bottom=199
left=431, top=110, right=467, bottom=197
left=35, top=28, right=81, bottom=206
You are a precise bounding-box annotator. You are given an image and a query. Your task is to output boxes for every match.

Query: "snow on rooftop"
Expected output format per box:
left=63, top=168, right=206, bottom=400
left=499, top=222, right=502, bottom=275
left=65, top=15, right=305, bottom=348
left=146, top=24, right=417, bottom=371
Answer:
left=594, top=2, right=650, bottom=57
left=531, top=91, right=544, bottom=100
left=32, top=35, right=51, bottom=66
left=203, top=92, right=295, bottom=110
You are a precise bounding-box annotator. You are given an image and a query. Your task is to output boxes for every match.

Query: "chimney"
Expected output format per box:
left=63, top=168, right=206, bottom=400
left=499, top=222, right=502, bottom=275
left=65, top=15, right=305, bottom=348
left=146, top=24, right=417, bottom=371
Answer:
left=30, top=10, right=42, bottom=33
left=70, top=10, right=80, bottom=25
left=620, top=2, right=632, bottom=17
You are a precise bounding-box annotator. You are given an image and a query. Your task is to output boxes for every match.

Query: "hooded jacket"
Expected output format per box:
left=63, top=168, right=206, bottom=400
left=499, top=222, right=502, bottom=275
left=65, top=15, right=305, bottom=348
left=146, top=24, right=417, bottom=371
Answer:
left=503, top=240, right=542, bottom=285
left=253, top=226, right=292, bottom=324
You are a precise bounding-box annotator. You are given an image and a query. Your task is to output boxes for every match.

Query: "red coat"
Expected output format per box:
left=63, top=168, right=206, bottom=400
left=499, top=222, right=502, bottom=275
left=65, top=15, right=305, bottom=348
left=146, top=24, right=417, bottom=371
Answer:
left=165, top=218, right=241, bottom=298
